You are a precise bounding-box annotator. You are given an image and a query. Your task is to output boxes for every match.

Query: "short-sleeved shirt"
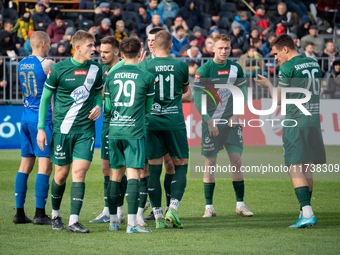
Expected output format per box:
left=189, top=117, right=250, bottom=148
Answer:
left=193, top=59, right=247, bottom=121
left=44, top=58, right=103, bottom=134
left=102, top=64, right=111, bottom=128
left=105, top=64, right=155, bottom=140
left=278, top=55, right=321, bottom=127
left=138, top=56, right=189, bottom=130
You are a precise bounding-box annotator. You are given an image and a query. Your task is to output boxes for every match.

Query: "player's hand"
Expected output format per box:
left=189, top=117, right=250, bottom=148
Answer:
left=37, top=129, right=47, bottom=151
left=138, top=45, right=146, bottom=63
left=228, top=115, right=239, bottom=128
left=207, top=119, right=219, bottom=137
left=254, top=74, right=271, bottom=88
left=89, top=106, right=102, bottom=121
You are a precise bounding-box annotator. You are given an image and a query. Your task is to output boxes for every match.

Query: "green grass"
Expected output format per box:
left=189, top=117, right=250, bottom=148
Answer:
left=0, top=146, right=339, bottom=254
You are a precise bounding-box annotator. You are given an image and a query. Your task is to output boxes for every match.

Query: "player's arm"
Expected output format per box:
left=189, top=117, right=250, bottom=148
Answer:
left=104, top=79, right=111, bottom=114
left=181, top=63, right=191, bottom=102
left=254, top=74, right=282, bottom=105
left=146, top=74, right=155, bottom=114
left=182, top=87, right=192, bottom=102
left=42, top=59, right=56, bottom=122
left=89, top=67, right=103, bottom=121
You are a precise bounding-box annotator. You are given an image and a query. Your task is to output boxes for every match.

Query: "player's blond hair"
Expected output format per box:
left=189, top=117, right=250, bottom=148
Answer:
left=30, top=31, right=50, bottom=49
left=71, top=30, right=95, bottom=50
left=154, top=30, right=172, bottom=50
left=213, top=34, right=231, bottom=44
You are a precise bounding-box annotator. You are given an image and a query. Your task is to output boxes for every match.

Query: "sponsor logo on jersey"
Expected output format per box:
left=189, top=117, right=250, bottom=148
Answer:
left=56, top=145, right=62, bottom=151
left=66, top=78, right=75, bottom=81
left=87, top=76, right=94, bottom=84
left=205, top=137, right=210, bottom=143
left=217, top=70, right=229, bottom=75
left=152, top=102, right=162, bottom=112
left=74, top=70, right=87, bottom=75
left=194, top=74, right=200, bottom=83
left=104, top=70, right=108, bottom=76
left=47, top=69, right=51, bottom=79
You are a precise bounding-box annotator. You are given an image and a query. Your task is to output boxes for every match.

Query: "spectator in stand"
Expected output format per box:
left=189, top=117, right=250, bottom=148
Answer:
left=253, top=37, right=263, bottom=55
left=316, top=0, right=339, bottom=29
left=79, top=0, right=99, bottom=20
left=138, top=6, right=151, bottom=42
left=109, top=6, right=122, bottom=31
left=192, top=26, right=204, bottom=47
left=114, top=20, right=128, bottom=42
left=53, top=41, right=71, bottom=62
left=182, top=46, right=202, bottom=63
left=0, top=14, right=3, bottom=31
left=248, top=28, right=261, bottom=46
left=13, top=11, right=34, bottom=46
left=294, top=15, right=311, bottom=39
left=250, top=5, right=272, bottom=40
left=177, top=0, right=204, bottom=30
left=321, top=59, right=340, bottom=99
left=199, top=0, right=228, bottom=29
left=0, top=53, right=9, bottom=99
left=269, top=2, right=293, bottom=35
left=260, top=33, right=276, bottom=57
left=301, top=41, right=319, bottom=61
left=179, top=35, right=203, bottom=56
left=209, top=26, right=219, bottom=39
left=285, top=0, right=308, bottom=18
left=94, top=2, right=111, bottom=26
left=321, top=41, right=340, bottom=72
left=171, top=26, right=188, bottom=56
left=202, top=35, right=214, bottom=58
left=0, top=31, right=19, bottom=57
left=229, top=22, right=248, bottom=58
left=170, top=15, right=190, bottom=36
left=158, top=0, right=179, bottom=24
left=186, top=60, right=199, bottom=101
left=300, top=25, right=325, bottom=56
left=32, top=1, right=52, bottom=32
left=248, top=0, right=267, bottom=9
left=46, top=14, right=67, bottom=48
left=96, top=18, right=114, bottom=44
left=3, top=21, right=21, bottom=50
left=234, top=11, right=250, bottom=34
left=146, top=0, right=164, bottom=24
left=239, top=45, right=264, bottom=77
left=63, top=27, right=75, bottom=56
left=146, top=14, right=169, bottom=35
left=289, top=33, right=301, bottom=52
left=23, top=30, right=34, bottom=55
left=41, top=0, right=60, bottom=21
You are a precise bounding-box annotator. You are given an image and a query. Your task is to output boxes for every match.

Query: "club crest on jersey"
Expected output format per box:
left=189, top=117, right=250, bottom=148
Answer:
left=194, top=74, right=200, bottom=83
left=217, top=70, right=229, bottom=75
left=104, top=70, right=109, bottom=76
left=74, top=70, right=87, bottom=75
left=87, top=76, right=95, bottom=84
left=47, top=69, right=51, bottom=79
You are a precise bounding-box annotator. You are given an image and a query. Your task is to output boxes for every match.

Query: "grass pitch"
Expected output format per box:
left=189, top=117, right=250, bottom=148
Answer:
left=0, top=146, right=339, bottom=254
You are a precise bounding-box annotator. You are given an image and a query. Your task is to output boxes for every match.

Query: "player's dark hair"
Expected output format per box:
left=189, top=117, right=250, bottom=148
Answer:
left=120, top=37, right=141, bottom=59
left=213, top=34, right=231, bottom=44
left=188, top=60, right=198, bottom=67
left=154, top=30, right=172, bottom=50
left=100, top=36, right=120, bottom=50
left=270, top=33, right=295, bottom=51
left=149, top=27, right=163, bottom=35
left=55, top=13, right=65, bottom=20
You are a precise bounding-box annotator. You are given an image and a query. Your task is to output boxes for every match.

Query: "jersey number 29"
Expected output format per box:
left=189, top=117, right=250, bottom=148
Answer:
left=114, top=80, right=135, bottom=107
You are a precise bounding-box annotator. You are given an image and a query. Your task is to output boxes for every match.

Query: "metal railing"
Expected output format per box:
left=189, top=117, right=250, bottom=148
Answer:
left=0, top=56, right=335, bottom=104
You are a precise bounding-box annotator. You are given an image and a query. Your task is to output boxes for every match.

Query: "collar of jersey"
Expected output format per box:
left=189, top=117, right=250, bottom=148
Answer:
left=213, top=60, right=228, bottom=68
left=71, top=57, right=87, bottom=67
left=124, top=63, right=137, bottom=66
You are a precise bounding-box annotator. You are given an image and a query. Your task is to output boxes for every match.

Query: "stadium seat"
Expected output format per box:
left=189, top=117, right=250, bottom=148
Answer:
left=125, top=2, right=141, bottom=12
left=78, top=19, right=94, bottom=30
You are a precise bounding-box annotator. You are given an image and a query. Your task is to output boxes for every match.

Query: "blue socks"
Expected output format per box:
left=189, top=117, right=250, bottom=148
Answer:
left=15, top=172, right=29, bottom=209
left=35, top=173, right=50, bottom=209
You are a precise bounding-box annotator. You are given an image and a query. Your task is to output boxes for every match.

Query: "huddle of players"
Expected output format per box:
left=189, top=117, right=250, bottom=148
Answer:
left=13, top=28, right=325, bottom=233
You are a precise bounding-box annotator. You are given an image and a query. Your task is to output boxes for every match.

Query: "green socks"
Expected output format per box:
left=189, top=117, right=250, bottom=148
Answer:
left=126, top=179, right=140, bottom=214
left=164, top=173, right=174, bottom=207
left=70, top=182, right=85, bottom=216
left=107, top=180, right=120, bottom=215
left=118, top=175, right=127, bottom=207
left=232, top=180, right=244, bottom=202
left=171, top=165, right=188, bottom=201
left=295, top=186, right=311, bottom=208
left=204, top=182, right=215, bottom=205
left=138, top=176, right=149, bottom=208
left=104, top=176, right=109, bottom=207
left=148, top=164, right=163, bottom=208
left=51, top=179, right=66, bottom=210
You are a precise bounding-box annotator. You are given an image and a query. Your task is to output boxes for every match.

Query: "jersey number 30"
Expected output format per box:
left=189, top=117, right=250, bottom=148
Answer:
left=114, top=80, right=135, bottom=107
left=20, top=71, right=37, bottom=97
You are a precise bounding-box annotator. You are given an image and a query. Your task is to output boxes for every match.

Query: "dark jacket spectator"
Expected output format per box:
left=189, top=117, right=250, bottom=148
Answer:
left=179, top=35, right=203, bottom=56
left=79, top=0, right=98, bottom=20
left=96, top=18, right=114, bottom=44
left=138, top=6, right=151, bottom=39
left=177, top=0, right=204, bottom=30
left=321, top=42, right=340, bottom=72
left=294, top=15, right=311, bottom=39
left=46, top=14, right=67, bottom=44
left=94, top=2, right=112, bottom=26
left=269, top=3, right=294, bottom=35
left=171, top=26, right=189, bottom=56
left=32, top=2, right=52, bottom=32
left=53, top=42, right=72, bottom=62
left=300, top=26, right=325, bottom=57
left=146, top=0, right=164, bottom=24
left=109, top=6, right=122, bottom=30
left=0, top=31, right=19, bottom=56
left=321, top=60, right=340, bottom=99
left=250, top=5, right=272, bottom=39
left=317, top=0, right=338, bottom=28
left=229, top=22, right=248, bottom=57
left=198, top=0, right=222, bottom=26
left=0, top=53, right=9, bottom=99
left=42, top=0, right=61, bottom=21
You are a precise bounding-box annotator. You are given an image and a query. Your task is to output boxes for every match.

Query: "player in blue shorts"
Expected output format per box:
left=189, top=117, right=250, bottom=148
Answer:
left=13, top=31, right=55, bottom=224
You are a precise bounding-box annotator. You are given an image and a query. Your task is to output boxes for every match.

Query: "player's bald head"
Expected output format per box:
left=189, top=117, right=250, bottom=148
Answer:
left=30, top=31, right=50, bottom=49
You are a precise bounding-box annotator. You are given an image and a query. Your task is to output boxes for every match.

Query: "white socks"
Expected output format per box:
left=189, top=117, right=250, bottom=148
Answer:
left=137, top=207, right=144, bottom=218
left=237, top=201, right=245, bottom=207
left=102, top=206, right=109, bottom=216
left=69, top=214, right=78, bottom=226
left=128, top=214, right=137, bottom=227
left=205, top=204, right=214, bottom=210
left=117, top=205, right=124, bottom=215
left=170, top=198, right=179, bottom=211
left=153, top=207, right=164, bottom=219
left=110, top=214, right=118, bottom=224
left=302, top=205, right=314, bottom=219
left=52, top=209, right=61, bottom=219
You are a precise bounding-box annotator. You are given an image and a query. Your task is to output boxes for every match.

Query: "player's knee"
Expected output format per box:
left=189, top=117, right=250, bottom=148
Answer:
left=230, top=157, right=242, bottom=168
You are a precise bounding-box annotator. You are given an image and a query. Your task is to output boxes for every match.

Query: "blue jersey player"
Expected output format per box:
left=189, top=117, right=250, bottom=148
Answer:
left=13, top=31, right=55, bottom=225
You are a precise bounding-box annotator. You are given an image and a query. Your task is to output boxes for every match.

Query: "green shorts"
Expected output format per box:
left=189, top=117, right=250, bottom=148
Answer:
left=108, top=138, right=145, bottom=169
left=50, top=132, right=95, bottom=166
left=146, top=129, right=189, bottom=159
left=101, top=126, right=109, bottom=160
left=201, top=123, right=243, bottom=157
left=282, top=126, right=326, bottom=166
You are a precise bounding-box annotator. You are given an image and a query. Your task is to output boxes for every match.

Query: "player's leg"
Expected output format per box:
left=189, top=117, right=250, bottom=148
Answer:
left=137, top=164, right=149, bottom=226
left=90, top=127, right=110, bottom=223
left=117, top=171, right=127, bottom=224
left=33, top=122, right=53, bottom=225
left=164, top=153, right=175, bottom=213
left=13, top=157, right=36, bottom=224
left=203, top=156, right=217, bottom=217
left=164, top=129, right=189, bottom=229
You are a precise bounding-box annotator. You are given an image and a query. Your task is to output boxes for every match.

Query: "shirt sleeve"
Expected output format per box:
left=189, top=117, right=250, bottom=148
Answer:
left=95, top=65, right=103, bottom=90
left=182, top=62, right=190, bottom=87
left=44, top=65, right=58, bottom=91
left=104, top=76, right=111, bottom=114
left=235, top=63, right=247, bottom=87
left=278, top=66, right=291, bottom=87
left=147, top=73, right=155, bottom=98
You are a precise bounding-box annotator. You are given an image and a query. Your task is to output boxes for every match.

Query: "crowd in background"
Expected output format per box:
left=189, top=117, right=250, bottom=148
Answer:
left=0, top=0, right=339, bottom=99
